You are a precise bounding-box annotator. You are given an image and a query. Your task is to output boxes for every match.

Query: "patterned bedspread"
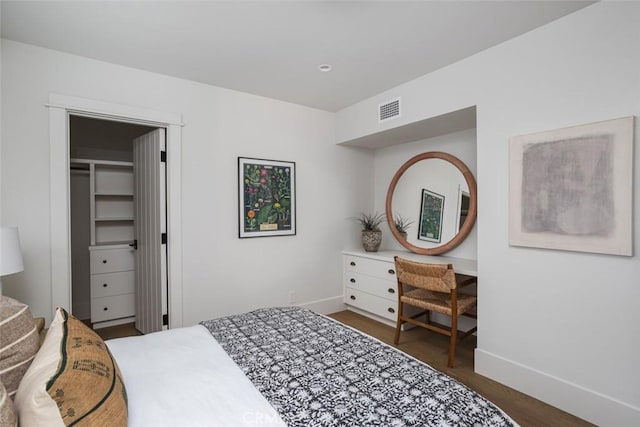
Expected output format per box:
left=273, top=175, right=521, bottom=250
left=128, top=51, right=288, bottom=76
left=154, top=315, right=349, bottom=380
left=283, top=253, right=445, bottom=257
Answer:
left=201, top=307, right=515, bottom=427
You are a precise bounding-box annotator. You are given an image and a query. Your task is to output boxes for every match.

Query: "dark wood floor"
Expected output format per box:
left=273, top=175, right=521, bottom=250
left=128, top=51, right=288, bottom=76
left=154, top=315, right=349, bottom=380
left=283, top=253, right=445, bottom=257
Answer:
left=95, top=311, right=592, bottom=427
left=88, top=321, right=142, bottom=340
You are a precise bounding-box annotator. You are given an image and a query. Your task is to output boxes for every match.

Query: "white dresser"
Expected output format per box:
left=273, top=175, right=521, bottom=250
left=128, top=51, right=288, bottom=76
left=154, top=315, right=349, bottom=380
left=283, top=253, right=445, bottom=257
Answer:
left=342, top=250, right=478, bottom=327
left=89, top=244, right=136, bottom=326
left=343, top=252, right=399, bottom=324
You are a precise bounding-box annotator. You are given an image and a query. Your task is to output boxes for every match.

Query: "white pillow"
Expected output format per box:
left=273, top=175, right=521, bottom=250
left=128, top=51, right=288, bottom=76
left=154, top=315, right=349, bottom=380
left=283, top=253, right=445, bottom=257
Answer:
left=13, top=308, right=65, bottom=427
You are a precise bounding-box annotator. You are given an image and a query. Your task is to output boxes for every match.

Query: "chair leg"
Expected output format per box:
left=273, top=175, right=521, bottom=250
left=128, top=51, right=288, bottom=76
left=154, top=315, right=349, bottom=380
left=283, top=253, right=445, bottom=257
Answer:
left=448, top=314, right=458, bottom=368
left=394, top=302, right=403, bottom=345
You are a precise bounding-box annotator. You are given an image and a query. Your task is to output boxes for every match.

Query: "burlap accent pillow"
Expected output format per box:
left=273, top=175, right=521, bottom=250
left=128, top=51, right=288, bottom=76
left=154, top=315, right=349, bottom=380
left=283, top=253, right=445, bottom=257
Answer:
left=0, top=296, right=40, bottom=398
left=0, top=380, right=17, bottom=427
left=14, top=308, right=127, bottom=426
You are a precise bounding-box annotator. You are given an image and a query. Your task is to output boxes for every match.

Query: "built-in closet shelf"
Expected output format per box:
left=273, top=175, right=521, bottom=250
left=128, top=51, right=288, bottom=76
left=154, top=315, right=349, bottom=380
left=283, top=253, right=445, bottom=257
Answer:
left=90, top=242, right=134, bottom=249
left=75, top=156, right=137, bottom=327
left=71, top=158, right=133, bottom=166
left=72, top=158, right=135, bottom=247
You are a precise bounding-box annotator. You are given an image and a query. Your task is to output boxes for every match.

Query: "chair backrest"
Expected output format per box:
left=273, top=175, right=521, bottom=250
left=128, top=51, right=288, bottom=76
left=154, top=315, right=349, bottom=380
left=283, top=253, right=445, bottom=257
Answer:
left=394, top=256, right=457, bottom=293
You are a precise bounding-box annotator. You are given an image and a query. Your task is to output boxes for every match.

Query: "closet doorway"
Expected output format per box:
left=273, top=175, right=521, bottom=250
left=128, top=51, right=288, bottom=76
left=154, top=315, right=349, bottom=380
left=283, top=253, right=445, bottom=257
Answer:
left=69, top=116, right=168, bottom=334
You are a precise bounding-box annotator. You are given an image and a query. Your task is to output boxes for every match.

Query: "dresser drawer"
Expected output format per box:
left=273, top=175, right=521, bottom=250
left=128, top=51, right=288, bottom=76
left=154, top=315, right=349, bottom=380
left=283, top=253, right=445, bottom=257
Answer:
left=90, top=271, right=135, bottom=298
left=90, top=247, right=134, bottom=274
left=344, top=288, right=398, bottom=322
left=344, top=272, right=397, bottom=301
left=345, top=255, right=397, bottom=280
left=91, top=294, right=135, bottom=323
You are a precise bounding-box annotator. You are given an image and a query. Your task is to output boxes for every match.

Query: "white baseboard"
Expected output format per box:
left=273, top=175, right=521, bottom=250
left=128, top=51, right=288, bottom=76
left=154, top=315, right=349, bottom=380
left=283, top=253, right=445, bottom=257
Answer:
left=297, top=296, right=346, bottom=315
left=475, top=348, right=640, bottom=426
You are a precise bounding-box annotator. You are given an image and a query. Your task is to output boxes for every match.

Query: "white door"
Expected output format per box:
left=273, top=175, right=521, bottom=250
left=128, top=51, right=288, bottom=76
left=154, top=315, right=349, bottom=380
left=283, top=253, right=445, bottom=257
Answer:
left=133, top=128, right=167, bottom=334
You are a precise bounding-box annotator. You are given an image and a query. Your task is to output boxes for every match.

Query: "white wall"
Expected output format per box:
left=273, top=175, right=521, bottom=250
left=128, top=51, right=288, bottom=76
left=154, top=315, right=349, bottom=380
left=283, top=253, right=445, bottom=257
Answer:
left=337, top=2, right=640, bottom=425
left=0, top=39, right=372, bottom=326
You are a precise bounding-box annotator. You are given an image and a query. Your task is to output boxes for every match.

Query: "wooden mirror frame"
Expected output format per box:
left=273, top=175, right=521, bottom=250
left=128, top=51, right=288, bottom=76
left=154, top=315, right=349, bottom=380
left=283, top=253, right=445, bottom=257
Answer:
left=385, top=151, right=477, bottom=255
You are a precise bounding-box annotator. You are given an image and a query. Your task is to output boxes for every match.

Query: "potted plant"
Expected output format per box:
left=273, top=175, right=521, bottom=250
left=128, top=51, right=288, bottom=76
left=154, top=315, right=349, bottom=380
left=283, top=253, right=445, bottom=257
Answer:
left=351, top=212, right=385, bottom=252
left=393, top=214, right=414, bottom=240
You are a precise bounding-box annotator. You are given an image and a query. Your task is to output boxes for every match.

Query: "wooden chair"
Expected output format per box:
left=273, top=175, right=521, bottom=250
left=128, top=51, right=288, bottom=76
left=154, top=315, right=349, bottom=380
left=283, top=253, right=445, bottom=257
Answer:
left=393, top=256, right=477, bottom=368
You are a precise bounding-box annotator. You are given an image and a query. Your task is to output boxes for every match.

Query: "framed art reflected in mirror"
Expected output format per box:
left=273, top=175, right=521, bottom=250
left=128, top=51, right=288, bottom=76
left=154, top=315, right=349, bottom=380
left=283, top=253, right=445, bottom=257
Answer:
left=417, top=188, right=445, bottom=243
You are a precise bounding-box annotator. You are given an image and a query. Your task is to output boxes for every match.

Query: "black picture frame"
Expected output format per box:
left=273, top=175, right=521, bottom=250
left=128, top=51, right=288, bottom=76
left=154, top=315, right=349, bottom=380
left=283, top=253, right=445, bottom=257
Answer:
left=238, top=157, right=296, bottom=238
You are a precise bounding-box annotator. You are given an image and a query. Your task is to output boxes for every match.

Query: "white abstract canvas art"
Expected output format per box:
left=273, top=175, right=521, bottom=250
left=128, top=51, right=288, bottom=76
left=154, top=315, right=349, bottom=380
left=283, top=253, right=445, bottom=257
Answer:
left=509, top=116, right=634, bottom=256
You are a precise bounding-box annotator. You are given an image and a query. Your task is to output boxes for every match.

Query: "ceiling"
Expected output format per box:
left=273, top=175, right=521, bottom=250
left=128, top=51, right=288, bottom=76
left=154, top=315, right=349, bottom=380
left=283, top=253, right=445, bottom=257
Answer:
left=1, top=1, right=594, bottom=112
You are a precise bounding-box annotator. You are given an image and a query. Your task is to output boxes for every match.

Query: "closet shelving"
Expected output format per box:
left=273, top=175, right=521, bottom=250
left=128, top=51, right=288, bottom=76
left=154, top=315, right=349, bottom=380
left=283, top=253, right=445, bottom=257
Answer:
left=71, top=158, right=137, bottom=327
left=71, top=158, right=135, bottom=246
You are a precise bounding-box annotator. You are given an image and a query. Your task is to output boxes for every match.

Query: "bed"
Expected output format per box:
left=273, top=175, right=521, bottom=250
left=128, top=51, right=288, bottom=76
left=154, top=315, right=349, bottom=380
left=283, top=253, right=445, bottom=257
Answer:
left=11, top=306, right=517, bottom=427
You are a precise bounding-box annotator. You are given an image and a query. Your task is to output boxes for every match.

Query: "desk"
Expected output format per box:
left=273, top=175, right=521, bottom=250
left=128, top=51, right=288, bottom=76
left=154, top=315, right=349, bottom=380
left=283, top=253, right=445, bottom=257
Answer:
left=342, top=249, right=477, bottom=327
left=344, top=250, right=477, bottom=276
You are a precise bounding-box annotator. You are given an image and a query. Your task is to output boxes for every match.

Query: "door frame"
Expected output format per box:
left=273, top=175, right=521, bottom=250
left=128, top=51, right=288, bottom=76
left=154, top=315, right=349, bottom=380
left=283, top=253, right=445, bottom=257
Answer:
left=48, top=93, right=184, bottom=328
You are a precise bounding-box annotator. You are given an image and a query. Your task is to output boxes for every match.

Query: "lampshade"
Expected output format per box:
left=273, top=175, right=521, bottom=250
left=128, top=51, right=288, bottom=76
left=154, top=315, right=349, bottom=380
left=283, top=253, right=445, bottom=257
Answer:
left=0, top=226, right=24, bottom=276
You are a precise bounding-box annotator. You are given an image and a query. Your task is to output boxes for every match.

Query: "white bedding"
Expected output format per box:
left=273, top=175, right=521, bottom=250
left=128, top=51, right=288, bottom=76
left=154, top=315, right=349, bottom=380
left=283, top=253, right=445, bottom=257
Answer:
left=106, top=325, right=286, bottom=427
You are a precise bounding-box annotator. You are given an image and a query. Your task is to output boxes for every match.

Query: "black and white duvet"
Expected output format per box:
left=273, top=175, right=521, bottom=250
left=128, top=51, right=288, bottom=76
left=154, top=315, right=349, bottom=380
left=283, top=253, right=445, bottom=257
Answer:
left=201, top=307, right=516, bottom=427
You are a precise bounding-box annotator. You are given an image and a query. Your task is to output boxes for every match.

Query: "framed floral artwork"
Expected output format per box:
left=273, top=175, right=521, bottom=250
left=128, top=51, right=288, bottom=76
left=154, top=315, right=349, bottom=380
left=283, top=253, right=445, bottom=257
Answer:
left=418, top=189, right=444, bottom=243
left=238, top=157, right=296, bottom=238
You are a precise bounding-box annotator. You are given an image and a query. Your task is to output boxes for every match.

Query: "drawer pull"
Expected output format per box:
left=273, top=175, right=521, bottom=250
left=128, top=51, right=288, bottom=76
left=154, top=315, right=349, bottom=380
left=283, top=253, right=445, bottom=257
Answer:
left=350, top=278, right=356, bottom=283
left=103, top=283, right=108, bottom=288
left=388, top=269, right=395, bottom=275
left=103, top=307, right=108, bottom=311
left=387, top=288, right=395, bottom=294
left=350, top=295, right=356, bottom=300
left=388, top=307, right=395, bottom=314
left=350, top=261, right=356, bottom=267
left=102, top=260, right=107, bottom=264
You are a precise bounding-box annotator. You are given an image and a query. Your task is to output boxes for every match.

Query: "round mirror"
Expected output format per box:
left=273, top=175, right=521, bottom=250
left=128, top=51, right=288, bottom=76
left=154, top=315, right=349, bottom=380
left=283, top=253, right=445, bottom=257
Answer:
left=385, top=151, right=477, bottom=255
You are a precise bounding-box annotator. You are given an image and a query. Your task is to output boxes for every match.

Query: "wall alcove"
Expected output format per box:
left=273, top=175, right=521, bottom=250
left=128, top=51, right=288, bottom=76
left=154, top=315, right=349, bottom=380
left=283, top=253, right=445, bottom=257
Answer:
left=339, top=105, right=478, bottom=259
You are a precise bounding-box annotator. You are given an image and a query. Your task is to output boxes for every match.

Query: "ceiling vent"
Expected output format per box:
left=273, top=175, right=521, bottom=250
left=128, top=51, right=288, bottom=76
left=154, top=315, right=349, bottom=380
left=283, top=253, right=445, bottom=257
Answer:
left=378, top=97, right=401, bottom=123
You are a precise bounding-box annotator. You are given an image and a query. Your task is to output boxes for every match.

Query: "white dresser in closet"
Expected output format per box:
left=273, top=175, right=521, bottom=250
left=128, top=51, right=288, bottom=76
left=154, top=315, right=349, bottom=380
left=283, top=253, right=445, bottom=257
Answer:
left=89, top=245, right=135, bottom=323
